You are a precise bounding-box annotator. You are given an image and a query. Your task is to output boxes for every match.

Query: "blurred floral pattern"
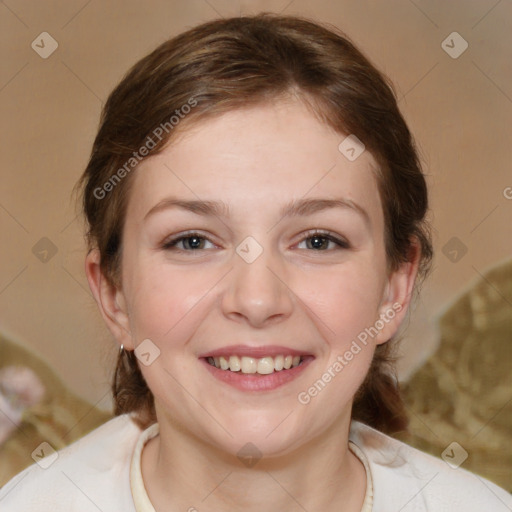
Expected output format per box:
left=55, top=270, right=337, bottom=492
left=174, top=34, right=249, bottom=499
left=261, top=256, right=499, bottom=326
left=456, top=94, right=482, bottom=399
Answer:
left=0, top=334, right=112, bottom=486
left=398, top=258, right=512, bottom=491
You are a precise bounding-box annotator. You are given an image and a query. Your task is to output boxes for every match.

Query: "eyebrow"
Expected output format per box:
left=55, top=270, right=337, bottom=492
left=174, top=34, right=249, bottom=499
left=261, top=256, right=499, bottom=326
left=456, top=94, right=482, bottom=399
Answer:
left=280, top=198, right=370, bottom=228
left=144, top=197, right=370, bottom=227
left=144, top=198, right=229, bottom=220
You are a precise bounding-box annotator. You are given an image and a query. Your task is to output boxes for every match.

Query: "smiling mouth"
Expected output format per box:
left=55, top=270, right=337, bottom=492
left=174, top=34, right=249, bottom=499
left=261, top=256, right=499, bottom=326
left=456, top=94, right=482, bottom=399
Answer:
left=206, top=355, right=305, bottom=374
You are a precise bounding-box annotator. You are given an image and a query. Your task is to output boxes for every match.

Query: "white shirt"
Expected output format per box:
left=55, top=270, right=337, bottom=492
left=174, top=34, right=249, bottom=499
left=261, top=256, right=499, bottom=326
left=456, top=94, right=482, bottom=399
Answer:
left=0, top=413, right=510, bottom=511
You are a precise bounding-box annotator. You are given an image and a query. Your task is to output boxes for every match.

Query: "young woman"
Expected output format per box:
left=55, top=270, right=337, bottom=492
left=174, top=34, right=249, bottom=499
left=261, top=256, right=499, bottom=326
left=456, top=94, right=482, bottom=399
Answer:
left=1, top=14, right=510, bottom=512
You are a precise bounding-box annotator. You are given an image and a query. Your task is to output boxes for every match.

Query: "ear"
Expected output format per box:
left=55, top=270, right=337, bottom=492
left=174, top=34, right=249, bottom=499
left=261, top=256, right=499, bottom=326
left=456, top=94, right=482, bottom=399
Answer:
left=85, top=249, right=135, bottom=350
left=374, top=240, right=421, bottom=345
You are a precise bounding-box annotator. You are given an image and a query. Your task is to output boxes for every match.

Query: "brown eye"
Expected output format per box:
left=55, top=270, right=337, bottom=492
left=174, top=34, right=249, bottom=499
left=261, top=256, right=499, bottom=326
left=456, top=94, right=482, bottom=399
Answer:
left=180, top=236, right=206, bottom=250
left=307, top=235, right=331, bottom=250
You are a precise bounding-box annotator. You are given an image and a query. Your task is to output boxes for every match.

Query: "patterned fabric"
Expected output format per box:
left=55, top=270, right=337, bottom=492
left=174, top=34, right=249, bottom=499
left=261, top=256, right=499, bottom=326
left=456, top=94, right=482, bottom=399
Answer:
left=398, top=258, right=512, bottom=491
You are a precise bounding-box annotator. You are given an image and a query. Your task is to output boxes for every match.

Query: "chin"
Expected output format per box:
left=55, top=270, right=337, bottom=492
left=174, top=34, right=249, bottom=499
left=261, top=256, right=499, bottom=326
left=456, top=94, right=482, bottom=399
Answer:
left=208, top=411, right=310, bottom=460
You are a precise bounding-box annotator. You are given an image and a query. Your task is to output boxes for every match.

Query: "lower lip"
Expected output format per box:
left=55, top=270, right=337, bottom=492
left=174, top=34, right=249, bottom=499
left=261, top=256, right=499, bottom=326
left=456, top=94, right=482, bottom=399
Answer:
left=200, top=357, right=314, bottom=392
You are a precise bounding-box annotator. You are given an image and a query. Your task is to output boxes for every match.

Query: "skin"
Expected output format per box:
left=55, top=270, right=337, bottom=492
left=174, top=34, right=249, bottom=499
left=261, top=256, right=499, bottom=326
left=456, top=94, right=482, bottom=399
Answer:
left=86, top=97, right=419, bottom=512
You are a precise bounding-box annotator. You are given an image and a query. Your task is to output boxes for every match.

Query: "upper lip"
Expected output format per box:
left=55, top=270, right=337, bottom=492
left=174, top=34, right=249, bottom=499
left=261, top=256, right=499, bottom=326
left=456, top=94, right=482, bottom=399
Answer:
left=199, top=345, right=313, bottom=359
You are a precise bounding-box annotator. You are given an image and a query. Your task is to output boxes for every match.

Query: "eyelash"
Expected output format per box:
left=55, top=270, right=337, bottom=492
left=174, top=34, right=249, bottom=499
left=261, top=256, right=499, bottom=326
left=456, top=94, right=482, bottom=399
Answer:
left=161, top=229, right=350, bottom=252
left=303, top=230, right=350, bottom=250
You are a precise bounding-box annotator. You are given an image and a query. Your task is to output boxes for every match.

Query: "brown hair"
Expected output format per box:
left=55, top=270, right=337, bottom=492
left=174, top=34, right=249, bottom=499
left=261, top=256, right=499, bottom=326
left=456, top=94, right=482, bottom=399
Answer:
left=77, top=14, right=432, bottom=434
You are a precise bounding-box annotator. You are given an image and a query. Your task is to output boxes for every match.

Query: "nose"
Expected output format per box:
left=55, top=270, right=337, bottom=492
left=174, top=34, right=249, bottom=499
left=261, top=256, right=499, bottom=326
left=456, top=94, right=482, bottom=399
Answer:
left=221, top=243, right=294, bottom=328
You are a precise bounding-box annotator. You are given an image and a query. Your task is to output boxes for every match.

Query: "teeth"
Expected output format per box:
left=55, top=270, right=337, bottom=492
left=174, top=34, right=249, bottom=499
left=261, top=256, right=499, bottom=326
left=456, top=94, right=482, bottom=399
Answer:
left=207, top=354, right=303, bottom=374
left=257, top=357, right=275, bottom=375
left=229, top=355, right=240, bottom=372
left=241, top=357, right=257, bottom=374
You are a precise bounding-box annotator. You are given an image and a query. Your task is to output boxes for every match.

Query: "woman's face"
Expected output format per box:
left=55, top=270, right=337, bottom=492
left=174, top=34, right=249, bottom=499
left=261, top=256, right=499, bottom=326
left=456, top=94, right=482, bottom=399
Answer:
left=97, top=99, right=413, bottom=457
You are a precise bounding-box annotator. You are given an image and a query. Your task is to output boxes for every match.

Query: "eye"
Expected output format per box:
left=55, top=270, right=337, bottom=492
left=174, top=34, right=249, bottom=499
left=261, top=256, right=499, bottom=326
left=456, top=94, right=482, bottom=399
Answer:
left=161, top=232, right=216, bottom=251
left=296, top=230, right=349, bottom=251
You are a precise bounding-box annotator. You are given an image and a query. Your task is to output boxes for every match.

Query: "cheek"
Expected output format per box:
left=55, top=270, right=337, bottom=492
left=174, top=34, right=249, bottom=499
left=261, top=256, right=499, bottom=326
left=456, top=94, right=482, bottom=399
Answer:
left=296, top=264, right=382, bottom=408
left=297, top=260, right=386, bottom=346
left=124, top=258, right=216, bottom=343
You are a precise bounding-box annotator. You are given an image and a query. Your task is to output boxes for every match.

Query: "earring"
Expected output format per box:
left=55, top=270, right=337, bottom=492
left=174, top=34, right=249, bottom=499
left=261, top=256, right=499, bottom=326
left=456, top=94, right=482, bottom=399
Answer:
left=120, top=344, right=124, bottom=353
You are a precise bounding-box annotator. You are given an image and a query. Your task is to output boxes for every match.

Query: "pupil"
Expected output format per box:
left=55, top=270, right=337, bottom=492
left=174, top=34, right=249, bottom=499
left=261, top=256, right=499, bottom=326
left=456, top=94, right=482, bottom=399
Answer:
left=188, top=237, right=202, bottom=249
left=310, top=236, right=326, bottom=249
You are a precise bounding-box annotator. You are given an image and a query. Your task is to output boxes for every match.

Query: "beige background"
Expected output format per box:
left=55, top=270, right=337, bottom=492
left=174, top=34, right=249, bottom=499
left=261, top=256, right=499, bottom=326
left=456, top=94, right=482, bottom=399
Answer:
left=0, top=0, right=511, bottom=413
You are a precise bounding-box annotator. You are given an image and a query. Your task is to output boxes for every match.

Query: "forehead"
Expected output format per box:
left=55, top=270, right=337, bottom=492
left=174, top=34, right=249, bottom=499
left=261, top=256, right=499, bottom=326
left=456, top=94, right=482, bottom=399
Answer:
left=129, top=99, right=382, bottom=223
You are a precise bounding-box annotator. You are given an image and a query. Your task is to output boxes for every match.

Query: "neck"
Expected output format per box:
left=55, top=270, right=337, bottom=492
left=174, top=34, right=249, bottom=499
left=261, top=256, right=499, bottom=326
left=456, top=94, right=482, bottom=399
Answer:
left=141, top=413, right=367, bottom=512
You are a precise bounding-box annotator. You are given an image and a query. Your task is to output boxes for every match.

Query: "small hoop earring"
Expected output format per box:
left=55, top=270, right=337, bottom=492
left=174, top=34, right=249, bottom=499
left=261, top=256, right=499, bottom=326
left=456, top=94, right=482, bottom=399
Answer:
left=120, top=344, right=124, bottom=353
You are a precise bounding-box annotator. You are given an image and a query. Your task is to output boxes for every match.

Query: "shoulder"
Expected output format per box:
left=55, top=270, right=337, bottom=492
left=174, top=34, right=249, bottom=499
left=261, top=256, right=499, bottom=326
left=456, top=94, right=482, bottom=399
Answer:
left=350, top=421, right=512, bottom=512
left=0, top=414, right=143, bottom=511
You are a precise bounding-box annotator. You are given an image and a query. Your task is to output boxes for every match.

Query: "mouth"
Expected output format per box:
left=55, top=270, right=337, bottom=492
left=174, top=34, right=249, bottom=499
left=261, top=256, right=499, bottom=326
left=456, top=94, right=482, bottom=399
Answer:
left=199, top=345, right=314, bottom=392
